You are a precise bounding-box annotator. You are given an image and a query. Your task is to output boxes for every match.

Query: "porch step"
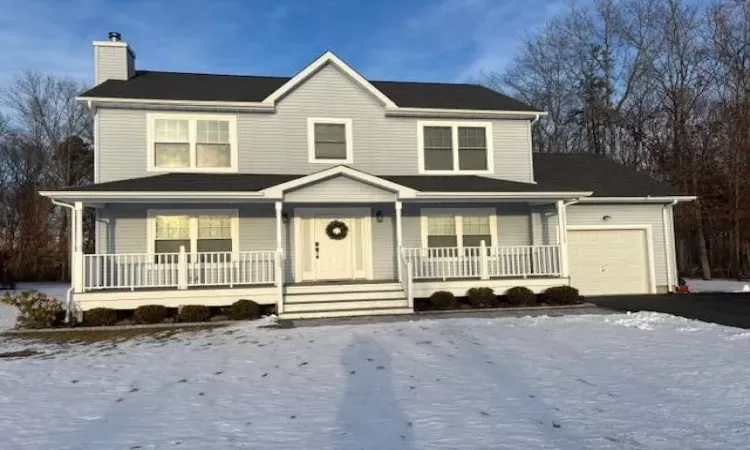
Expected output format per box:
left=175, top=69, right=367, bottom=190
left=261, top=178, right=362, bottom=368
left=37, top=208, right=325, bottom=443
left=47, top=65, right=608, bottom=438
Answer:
left=284, top=298, right=408, bottom=313
left=285, top=282, right=402, bottom=295
left=280, top=307, right=413, bottom=320
left=285, top=289, right=405, bottom=303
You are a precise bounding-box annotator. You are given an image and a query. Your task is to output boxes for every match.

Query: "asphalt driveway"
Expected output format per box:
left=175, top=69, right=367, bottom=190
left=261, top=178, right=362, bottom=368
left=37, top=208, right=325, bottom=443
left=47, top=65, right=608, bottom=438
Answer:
left=588, top=293, right=750, bottom=329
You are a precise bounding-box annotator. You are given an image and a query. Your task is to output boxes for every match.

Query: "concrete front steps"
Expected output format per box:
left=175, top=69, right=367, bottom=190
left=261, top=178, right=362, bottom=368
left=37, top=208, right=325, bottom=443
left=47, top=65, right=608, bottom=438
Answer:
left=279, top=282, right=413, bottom=320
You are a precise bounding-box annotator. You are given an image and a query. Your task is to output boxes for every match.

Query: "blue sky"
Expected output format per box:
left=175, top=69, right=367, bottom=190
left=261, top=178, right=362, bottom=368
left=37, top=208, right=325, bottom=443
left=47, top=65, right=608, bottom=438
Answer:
left=0, top=0, right=571, bottom=88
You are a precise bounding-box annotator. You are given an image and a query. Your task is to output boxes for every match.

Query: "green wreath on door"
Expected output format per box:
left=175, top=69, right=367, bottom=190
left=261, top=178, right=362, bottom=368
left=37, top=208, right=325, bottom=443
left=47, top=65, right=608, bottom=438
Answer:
left=325, top=220, right=349, bottom=240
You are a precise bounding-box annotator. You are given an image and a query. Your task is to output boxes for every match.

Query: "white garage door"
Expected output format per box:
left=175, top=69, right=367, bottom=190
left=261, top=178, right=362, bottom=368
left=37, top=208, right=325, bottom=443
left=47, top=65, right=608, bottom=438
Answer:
left=568, top=228, right=651, bottom=296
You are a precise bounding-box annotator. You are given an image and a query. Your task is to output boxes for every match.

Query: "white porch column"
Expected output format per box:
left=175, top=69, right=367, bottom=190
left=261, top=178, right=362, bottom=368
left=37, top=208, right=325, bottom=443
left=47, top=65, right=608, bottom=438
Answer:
left=274, top=201, right=284, bottom=254
left=556, top=200, right=569, bottom=278
left=72, top=201, right=84, bottom=293
left=395, top=201, right=403, bottom=281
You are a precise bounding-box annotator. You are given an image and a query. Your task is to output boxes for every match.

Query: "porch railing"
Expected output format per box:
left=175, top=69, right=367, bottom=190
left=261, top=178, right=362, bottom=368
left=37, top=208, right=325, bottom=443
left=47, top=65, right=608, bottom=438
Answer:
left=401, top=243, right=561, bottom=280
left=83, top=249, right=279, bottom=291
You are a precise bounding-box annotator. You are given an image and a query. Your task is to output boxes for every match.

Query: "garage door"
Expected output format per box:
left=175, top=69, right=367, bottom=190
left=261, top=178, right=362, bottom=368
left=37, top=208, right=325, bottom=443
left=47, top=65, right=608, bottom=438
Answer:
left=568, top=229, right=651, bottom=296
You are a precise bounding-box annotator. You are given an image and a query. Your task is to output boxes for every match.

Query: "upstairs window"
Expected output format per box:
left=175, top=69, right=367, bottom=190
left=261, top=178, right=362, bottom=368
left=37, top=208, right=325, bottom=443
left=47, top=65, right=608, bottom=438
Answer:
left=419, top=121, right=493, bottom=174
left=148, top=114, right=237, bottom=172
left=308, top=118, right=353, bottom=163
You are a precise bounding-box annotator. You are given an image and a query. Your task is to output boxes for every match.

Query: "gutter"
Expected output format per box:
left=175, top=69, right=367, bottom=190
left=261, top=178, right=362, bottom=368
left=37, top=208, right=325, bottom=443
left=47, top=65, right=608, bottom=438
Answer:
left=51, top=199, right=75, bottom=323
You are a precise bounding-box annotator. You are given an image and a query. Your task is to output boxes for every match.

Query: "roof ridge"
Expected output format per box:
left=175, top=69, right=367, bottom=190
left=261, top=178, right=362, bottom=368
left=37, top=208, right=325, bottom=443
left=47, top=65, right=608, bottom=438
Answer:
left=135, top=70, right=290, bottom=80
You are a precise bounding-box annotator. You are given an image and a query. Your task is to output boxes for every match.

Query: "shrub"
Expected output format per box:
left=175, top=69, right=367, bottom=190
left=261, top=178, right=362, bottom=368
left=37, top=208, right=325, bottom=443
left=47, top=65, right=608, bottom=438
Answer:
left=505, top=286, right=536, bottom=306
left=429, top=291, right=457, bottom=310
left=178, top=305, right=212, bottom=323
left=133, top=304, right=168, bottom=324
left=544, top=286, right=581, bottom=305
left=229, top=299, right=261, bottom=320
left=84, top=308, right=119, bottom=327
left=466, top=287, right=497, bottom=308
left=1, top=290, right=63, bottom=329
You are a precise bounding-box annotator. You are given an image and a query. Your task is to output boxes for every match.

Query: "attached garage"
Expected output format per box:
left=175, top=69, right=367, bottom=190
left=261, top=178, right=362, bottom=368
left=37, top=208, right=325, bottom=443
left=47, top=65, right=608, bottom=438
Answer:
left=567, top=227, right=655, bottom=296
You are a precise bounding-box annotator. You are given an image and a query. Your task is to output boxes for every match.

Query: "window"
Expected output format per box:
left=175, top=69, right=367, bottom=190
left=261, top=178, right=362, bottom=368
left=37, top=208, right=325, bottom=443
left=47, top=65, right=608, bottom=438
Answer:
left=148, top=114, right=237, bottom=172
left=308, top=118, right=353, bottom=163
left=421, top=209, right=497, bottom=249
left=149, top=210, right=238, bottom=257
left=418, top=121, right=492, bottom=173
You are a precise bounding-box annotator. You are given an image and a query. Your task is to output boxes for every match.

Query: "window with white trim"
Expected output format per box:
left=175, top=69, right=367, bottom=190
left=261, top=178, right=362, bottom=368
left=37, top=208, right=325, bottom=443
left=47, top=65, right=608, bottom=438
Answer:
left=150, top=211, right=237, bottom=256
left=419, top=121, right=492, bottom=173
left=421, top=209, right=497, bottom=249
left=148, top=114, right=237, bottom=172
left=308, top=118, right=353, bottom=163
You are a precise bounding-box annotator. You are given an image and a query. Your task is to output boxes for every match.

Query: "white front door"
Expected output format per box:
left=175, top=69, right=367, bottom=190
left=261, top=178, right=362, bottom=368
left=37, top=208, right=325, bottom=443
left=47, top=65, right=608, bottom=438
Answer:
left=296, top=208, right=372, bottom=282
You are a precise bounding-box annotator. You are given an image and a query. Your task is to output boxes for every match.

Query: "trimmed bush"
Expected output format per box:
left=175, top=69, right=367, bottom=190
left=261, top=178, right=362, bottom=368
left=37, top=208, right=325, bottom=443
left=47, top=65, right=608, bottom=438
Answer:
left=466, top=287, right=497, bottom=308
left=229, top=299, right=261, bottom=320
left=1, top=290, right=63, bottom=329
left=177, top=305, right=212, bottom=323
left=505, top=286, right=536, bottom=306
left=84, top=308, right=119, bottom=327
left=133, top=304, right=168, bottom=324
left=544, top=286, right=581, bottom=305
left=429, top=291, right=457, bottom=310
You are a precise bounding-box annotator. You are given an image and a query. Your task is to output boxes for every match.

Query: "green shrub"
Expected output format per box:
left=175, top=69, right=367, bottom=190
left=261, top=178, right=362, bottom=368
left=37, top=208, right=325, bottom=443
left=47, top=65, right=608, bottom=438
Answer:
left=178, top=305, right=212, bottom=323
left=84, top=308, right=119, bottom=327
left=1, top=290, right=63, bottom=329
left=544, top=286, right=581, bottom=305
left=466, top=287, right=497, bottom=308
left=505, top=286, right=536, bottom=306
left=229, top=299, right=261, bottom=320
left=429, top=291, right=457, bottom=310
left=133, top=304, right=168, bottom=324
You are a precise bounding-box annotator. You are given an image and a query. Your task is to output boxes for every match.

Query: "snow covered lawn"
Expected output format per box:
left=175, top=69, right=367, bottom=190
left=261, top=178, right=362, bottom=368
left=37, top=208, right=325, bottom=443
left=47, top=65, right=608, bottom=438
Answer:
left=2, top=313, right=749, bottom=449
left=686, top=278, right=750, bottom=293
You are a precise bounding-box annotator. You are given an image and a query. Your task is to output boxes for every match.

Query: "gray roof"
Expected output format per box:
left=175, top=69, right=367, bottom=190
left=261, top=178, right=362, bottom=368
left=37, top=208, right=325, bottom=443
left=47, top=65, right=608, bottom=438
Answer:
left=81, top=70, right=540, bottom=112
left=58, top=153, right=684, bottom=198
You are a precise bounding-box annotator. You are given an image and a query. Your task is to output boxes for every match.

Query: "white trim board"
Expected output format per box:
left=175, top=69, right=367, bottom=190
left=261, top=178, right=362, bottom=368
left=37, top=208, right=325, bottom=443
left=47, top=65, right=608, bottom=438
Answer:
left=566, top=225, right=657, bottom=294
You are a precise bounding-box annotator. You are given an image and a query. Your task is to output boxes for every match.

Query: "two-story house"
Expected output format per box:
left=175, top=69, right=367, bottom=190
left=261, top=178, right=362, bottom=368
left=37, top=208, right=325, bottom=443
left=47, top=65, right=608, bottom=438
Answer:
left=41, top=33, right=694, bottom=320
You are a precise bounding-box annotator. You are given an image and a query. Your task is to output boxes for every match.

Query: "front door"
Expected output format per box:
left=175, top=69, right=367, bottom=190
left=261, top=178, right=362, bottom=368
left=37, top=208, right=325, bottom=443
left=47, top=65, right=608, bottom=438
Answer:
left=296, top=208, right=372, bottom=282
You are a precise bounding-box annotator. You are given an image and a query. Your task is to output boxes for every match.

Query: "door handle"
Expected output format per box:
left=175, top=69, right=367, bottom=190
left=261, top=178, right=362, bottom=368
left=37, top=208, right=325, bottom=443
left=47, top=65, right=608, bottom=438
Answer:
left=315, top=241, right=320, bottom=259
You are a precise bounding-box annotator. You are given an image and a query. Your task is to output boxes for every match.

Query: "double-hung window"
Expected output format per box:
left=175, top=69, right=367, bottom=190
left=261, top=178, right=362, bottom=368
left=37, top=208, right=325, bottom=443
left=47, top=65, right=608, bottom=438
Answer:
left=150, top=211, right=237, bottom=260
left=149, top=114, right=237, bottom=172
left=422, top=209, right=497, bottom=254
left=308, top=118, right=353, bottom=163
left=419, top=121, right=492, bottom=173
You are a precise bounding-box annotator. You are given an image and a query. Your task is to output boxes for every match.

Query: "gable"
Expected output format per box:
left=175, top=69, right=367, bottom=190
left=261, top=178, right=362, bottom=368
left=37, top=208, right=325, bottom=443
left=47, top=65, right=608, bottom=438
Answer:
left=284, top=175, right=396, bottom=203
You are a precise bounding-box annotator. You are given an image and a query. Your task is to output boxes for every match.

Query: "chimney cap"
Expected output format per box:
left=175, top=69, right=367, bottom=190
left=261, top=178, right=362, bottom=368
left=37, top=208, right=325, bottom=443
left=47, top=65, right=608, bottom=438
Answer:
left=108, top=31, right=122, bottom=42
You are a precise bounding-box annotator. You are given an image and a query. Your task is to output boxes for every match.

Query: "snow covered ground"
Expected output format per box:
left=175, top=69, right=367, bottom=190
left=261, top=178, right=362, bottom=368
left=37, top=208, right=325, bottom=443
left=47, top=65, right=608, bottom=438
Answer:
left=1, top=312, right=749, bottom=449
left=685, top=278, right=750, bottom=293
left=0, top=283, right=69, bottom=331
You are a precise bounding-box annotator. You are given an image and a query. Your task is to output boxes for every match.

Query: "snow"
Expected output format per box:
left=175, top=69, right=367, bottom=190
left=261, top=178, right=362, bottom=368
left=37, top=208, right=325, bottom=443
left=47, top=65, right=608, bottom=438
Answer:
left=0, top=283, right=69, bottom=331
left=1, top=313, right=749, bottom=449
left=686, top=278, right=750, bottom=293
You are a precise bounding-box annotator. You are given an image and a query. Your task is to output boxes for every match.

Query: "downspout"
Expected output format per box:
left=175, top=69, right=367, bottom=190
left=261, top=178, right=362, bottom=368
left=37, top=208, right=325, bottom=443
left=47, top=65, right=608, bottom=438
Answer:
left=663, top=200, right=679, bottom=292
left=531, top=113, right=541, bottom=126
left=51, top=199, right=75, bottom=323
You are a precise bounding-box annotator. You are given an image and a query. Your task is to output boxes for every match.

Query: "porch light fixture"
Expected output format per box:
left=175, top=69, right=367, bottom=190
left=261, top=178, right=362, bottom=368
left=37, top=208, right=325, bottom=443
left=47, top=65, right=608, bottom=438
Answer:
left=282, top=213, right=289, bottom=224
left=602, top=215, right=612, bottom=221
left=375, top=211, right=384, bottom=223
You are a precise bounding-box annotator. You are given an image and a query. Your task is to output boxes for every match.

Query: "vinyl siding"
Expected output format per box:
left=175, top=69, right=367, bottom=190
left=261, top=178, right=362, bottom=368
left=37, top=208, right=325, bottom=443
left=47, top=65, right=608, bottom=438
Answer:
left=285, top=176, right=396, bottom=203
left=95, top=45, right=130, bottom=85
left=531, top=203, right=672, bottom=292
left=97, top=63, right=534, bottom=183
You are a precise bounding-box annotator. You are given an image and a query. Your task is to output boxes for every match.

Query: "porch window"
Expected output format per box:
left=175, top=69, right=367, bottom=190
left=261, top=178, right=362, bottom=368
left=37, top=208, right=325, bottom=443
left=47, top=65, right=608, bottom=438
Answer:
left=149, top=114, right=237, bottom=172
left=149, top=210, right=238, bottom=257
left=419, top=121, right=492, bottom=174
left=308, top=118, right=353, bottom=163
left=421, top=209, right=497, bottom=249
